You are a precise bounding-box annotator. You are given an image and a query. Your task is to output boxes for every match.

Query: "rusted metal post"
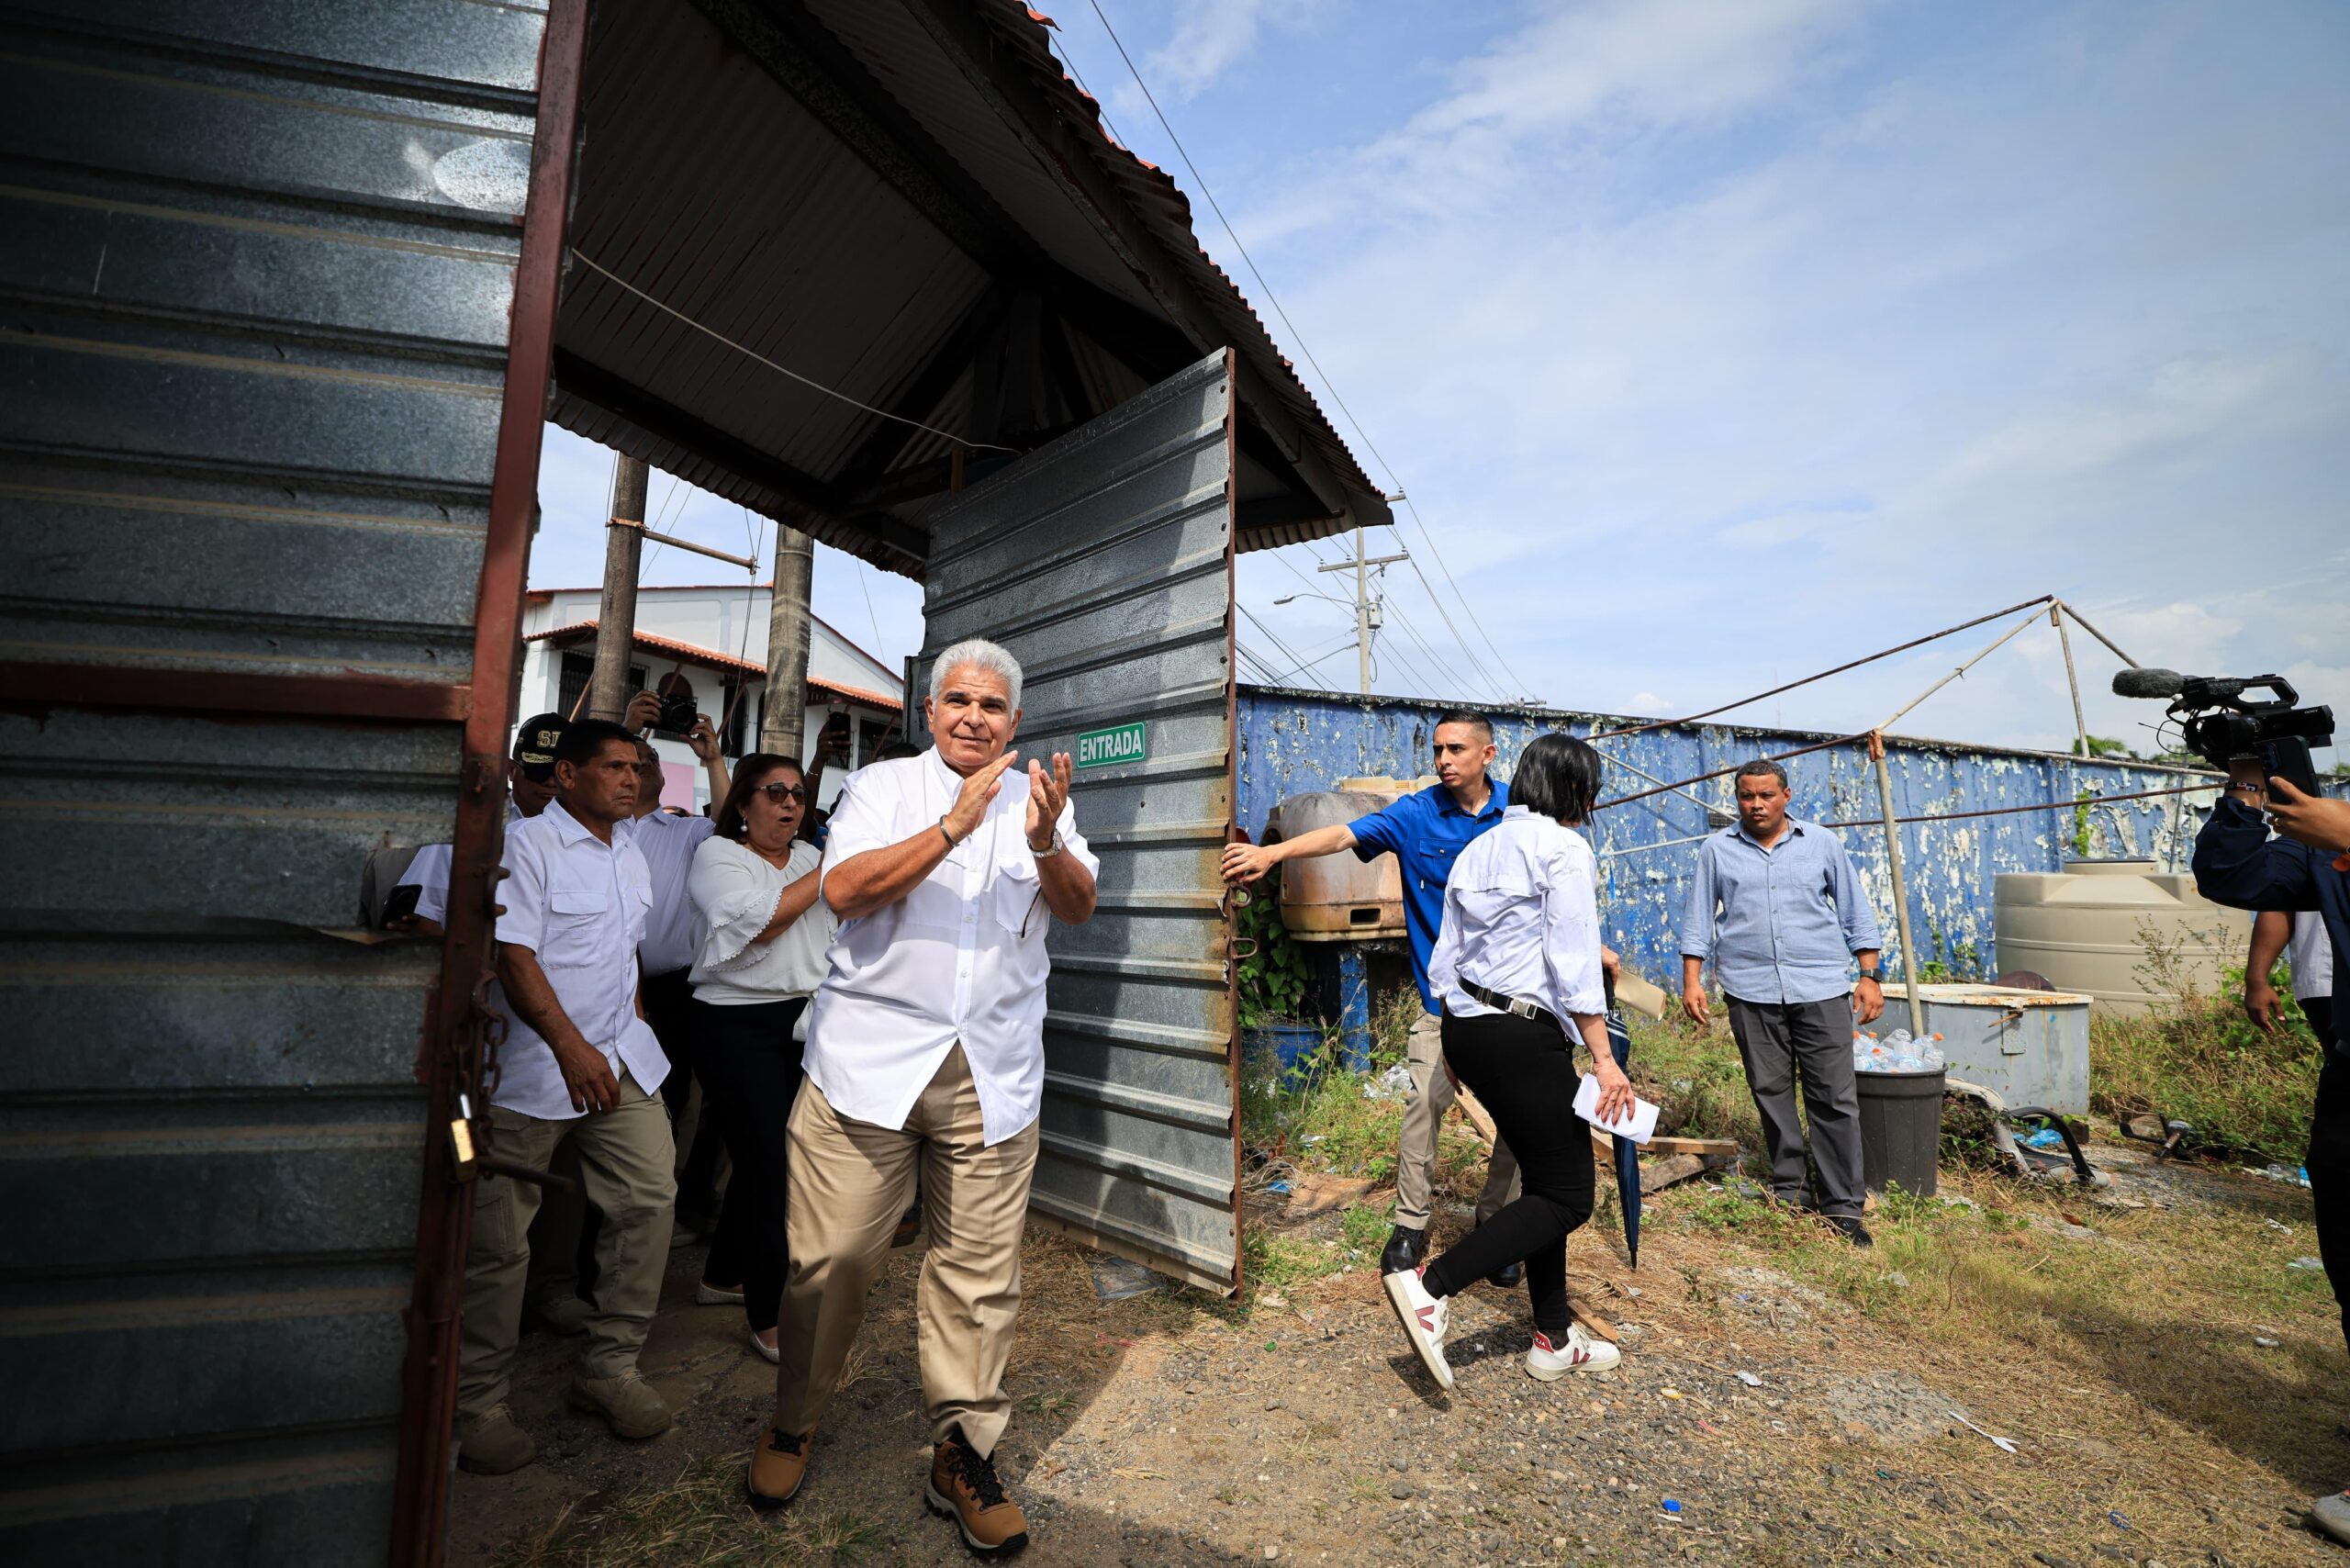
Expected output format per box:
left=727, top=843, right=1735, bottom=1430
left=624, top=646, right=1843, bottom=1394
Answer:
left=760, top=525, right=814, bottom=757
left=391, top=0, right=588, bottom=1560
left=588, top=454, right=648, bottom=721
left=2053, top=605, right=2089, bottom=759
left=1870, top=731, right=1928, bottom=1037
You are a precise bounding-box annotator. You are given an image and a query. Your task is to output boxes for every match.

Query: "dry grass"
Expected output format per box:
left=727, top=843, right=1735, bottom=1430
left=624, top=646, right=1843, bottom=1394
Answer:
left=503, top=1455, right=880, bottom=1568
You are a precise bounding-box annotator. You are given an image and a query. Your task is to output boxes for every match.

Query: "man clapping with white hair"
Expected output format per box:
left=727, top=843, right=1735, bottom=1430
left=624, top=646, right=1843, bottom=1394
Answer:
left=746, top=637, right=1096, bottom=1557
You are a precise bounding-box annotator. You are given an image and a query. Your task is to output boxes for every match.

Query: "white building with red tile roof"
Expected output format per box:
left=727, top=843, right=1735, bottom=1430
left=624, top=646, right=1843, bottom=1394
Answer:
left=519, top=584, right=902, bottom=812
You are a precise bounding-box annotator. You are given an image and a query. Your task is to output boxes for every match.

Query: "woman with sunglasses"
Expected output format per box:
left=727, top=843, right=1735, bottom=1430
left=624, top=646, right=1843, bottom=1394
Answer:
left=687, top=755, right=836, bottom=1361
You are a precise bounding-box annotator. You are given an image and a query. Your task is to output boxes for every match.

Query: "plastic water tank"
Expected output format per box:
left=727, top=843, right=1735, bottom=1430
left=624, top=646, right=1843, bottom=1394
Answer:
left=1992, top=860, right=2247, bottom=1014
left=1270, top=786, right=1408, bottom=942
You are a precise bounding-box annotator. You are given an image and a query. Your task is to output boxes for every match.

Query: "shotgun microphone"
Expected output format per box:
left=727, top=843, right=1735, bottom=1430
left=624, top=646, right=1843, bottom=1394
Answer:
left=2109, top=667, right=2185, bottom=700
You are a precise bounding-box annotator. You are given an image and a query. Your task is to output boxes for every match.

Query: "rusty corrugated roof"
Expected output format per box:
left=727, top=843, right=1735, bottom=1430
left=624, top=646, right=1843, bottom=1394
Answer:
left=548, top=0, right=1388, bottom=578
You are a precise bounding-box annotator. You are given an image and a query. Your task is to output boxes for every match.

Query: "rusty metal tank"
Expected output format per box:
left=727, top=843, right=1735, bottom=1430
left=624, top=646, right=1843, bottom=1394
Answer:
left=1270, top=778, right=1426, bottom=942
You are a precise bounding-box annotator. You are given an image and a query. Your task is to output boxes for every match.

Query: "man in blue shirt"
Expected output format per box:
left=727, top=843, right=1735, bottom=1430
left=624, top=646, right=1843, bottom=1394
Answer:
left=1224, top=712, right=1521, bottom=1277
left=1680, top=759, right=1885, bottom=1244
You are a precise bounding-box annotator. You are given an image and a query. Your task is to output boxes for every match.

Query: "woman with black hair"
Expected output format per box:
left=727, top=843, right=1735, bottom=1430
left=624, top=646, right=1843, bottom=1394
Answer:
left=686, top=755, right=834, bottom=1361
left=1383, top=731, right=1637, bottom=1390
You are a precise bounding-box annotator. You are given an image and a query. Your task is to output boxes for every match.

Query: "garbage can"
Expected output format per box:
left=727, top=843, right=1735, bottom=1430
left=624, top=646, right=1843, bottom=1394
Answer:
left=1854, top=1068, right=1943, bottom=1198
left=1244, top=1024, right=1326, bottom=1081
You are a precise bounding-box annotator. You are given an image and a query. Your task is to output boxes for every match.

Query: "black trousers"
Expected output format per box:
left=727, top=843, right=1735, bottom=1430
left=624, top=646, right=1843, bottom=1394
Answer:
left=691, top=995, right=807, bottom=1333
left=1725, top=993, right=1866, bottom=1217
left=1421, top=1010, right=1596, bottom=1337
left=2301, top=998, right=2346, bottom=1352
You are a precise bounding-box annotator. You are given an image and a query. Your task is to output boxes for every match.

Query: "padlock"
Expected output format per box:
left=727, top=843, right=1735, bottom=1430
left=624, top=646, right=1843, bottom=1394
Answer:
left=448, top=1092, right=479, bottom=1180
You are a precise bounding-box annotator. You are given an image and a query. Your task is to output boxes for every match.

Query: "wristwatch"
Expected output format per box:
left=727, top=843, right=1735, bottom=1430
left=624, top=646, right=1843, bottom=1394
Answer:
left=1029, top=831, right=1063, bottom=860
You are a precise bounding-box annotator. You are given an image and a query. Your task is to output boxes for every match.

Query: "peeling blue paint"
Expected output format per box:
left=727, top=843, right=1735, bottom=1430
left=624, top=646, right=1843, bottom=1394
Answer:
left=1237, top=686, right=2212, bottom=991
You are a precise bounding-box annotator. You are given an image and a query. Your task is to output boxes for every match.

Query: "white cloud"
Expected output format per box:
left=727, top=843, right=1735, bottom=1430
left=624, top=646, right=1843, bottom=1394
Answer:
left=1141, top=0, right=1327, bottom=103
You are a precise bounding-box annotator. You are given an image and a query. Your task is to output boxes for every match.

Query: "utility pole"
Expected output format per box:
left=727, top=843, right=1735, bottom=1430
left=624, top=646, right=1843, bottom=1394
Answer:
left=588, top=455, right=648, bottom=722
left=760, top=524, right=815, bottom=760
left=1316, top=526, right=1408, bottom=695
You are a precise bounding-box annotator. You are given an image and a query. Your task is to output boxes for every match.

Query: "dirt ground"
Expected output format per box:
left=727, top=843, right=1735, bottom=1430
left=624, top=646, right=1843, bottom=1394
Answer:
left=453, top=1135, right=2350, bottom=1568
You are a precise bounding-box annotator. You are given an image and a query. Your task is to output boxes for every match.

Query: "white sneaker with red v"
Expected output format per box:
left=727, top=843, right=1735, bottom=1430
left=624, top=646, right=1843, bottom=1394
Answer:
left=1382, top=1265, right=1454, bottom=1391
left=1526, top=1322, right=1620, bottom=1381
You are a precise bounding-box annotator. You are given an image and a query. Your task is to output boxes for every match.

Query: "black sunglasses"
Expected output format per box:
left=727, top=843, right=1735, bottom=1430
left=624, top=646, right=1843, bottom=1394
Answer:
left=755, top=782, right=807, bottom=804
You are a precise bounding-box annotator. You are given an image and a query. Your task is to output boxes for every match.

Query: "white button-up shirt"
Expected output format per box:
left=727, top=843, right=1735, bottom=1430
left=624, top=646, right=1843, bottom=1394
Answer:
left=395, top=800, right=521, bottom=927
left=803, top=746, right=1097, bottom=1146
left=626, top=810, right=717, bottom=976
left=1428, top=805, right=1607, bottom=1025
left=490, top=800, right=668, bottom=1119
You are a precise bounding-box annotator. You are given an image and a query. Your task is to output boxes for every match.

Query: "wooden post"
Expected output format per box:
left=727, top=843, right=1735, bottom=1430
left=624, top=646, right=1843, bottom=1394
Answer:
left=588, top=455, right=648, bottom=722
left=1870, top=731, right=1927, bottom=1037
left=759, top=526, right=815, bottom=758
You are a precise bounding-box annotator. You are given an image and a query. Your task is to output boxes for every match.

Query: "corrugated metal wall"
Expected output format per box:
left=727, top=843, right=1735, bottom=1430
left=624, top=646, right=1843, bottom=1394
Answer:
left=912, top=352, right=1242, bottom=1293
left=0, top=2, right=542, bottom=1559
left=1237, top=689, right=2215, bottom=993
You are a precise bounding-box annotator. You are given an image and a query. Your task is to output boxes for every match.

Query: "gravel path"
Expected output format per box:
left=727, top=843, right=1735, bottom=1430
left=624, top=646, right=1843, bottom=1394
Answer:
left=453, top=1169, right=2344, bottom=1567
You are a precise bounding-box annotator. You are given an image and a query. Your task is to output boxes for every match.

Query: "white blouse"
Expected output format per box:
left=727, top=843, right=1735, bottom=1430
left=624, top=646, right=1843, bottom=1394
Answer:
left=686, top=836, right=834, bottom=1005
left=1427, top=805, right=1607, bottom=1025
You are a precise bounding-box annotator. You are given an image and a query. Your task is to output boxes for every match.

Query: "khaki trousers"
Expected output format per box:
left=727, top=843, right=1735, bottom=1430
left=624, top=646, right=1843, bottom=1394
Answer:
left=775, top=1044, right=1039, bottom=1457
left=1393, top=1007, right=1520, bottom=1231
left=458, top=1072, right=677, bottom=1423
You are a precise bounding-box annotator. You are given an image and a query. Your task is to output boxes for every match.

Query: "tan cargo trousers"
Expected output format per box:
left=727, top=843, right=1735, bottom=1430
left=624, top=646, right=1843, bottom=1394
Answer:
left=775, top=1044, right=1039, bottom=1457
left=1394, top=1007, right=1520, bottom=1231
left=458, top=1072, right=677, bottom=1423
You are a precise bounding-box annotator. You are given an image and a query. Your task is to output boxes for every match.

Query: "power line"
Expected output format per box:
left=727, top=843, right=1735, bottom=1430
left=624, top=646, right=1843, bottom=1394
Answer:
left=1265, top=544, right=1486, bottom=699
left=1235, top=602, right=1319, bottom=679
left=1079, top=1, right=1539, bottom=701
left=570, top=251, right=1018, bottom=454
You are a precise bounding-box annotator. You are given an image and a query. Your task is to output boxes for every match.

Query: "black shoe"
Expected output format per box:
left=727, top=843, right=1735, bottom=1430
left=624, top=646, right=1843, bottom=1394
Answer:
left=1380, top=1225, right=1427, bottom=1275
left=1828, top=1215, right=1874, bottom=1248
left=1486, top=1260, right=1525, bottom=1289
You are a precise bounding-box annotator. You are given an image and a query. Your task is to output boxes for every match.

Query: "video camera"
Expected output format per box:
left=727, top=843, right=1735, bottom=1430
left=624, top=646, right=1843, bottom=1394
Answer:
left=2111, top=667, right=2333, bottom=797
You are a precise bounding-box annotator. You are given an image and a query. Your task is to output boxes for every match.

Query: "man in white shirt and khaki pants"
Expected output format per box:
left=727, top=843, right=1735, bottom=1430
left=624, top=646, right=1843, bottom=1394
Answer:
left=454, top=718, right=679, bottom=1475
left=747, top=638, right=1097, bottom=1558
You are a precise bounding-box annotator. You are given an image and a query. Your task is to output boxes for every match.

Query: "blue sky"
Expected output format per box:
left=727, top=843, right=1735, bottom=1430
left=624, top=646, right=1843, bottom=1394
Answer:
left=532, top=0, right=2347, bottom=757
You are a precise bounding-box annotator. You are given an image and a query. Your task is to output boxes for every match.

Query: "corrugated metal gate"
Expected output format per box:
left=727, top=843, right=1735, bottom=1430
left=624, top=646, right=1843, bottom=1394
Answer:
left=911, top=352, right=1243, bottom=1293
left=0, top=2, right=565, bottom=1560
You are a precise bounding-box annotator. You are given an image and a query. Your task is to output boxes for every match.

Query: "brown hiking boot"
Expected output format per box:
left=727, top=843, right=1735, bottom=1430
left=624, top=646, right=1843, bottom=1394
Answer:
left=566, top=1369, right=671, bottom=1439
left=926, top=1428, right=1029, bottom=1555
left=746, top=1425, right=812, bottom=1512
left=456, top=1404, right=536, bottom=1475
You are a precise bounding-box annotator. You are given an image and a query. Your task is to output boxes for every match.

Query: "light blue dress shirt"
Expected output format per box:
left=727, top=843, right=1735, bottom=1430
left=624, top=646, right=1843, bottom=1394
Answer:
left=1680, top=817, right=1884, bottom=1006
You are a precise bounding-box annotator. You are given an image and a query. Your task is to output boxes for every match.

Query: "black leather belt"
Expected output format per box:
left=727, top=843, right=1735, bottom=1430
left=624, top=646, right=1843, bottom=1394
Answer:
left=1462, top=980, right=1560, bottom=1028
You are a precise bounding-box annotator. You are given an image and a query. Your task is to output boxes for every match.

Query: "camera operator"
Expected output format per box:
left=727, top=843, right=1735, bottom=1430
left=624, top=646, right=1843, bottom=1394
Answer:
left=2194, top=765, right=2350, bottom=1540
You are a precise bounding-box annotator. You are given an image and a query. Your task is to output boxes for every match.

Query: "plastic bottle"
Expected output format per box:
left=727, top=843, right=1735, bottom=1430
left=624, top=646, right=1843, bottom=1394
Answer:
left=1917, top=1032, right=1945, bottom=1071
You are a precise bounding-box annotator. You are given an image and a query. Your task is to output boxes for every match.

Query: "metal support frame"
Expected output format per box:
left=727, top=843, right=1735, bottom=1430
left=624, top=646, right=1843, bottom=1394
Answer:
left=2053, top=604, right=2089, bottom=760
left=1869, top=731, right=1928, bottom=1038
left=387, top=2, right=587, bottom=1560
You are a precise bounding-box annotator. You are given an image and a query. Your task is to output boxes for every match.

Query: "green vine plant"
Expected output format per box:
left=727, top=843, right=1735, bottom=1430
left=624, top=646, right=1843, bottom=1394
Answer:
left=2071, top=789, right=2097, bottom=857
left=1237, top=869, right=1313, bottom=1030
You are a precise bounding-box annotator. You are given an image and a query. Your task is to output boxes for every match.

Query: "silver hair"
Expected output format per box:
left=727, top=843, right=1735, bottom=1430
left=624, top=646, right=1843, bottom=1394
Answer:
left=929, top=637, right=1024, bottom=711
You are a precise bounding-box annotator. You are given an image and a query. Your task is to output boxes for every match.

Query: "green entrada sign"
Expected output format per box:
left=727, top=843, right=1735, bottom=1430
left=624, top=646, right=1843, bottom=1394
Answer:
left=1074, top=721, right=1147, bottom=770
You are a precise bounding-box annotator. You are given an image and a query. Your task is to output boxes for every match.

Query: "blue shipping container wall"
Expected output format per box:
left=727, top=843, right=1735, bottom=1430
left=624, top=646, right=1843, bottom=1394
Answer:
left=1235, top=686, right=2216, bottom=994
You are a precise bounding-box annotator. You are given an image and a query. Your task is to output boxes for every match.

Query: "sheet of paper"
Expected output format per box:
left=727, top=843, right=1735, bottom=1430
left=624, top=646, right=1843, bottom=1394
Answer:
left=1573, top=1073, right=1661, bottom=1145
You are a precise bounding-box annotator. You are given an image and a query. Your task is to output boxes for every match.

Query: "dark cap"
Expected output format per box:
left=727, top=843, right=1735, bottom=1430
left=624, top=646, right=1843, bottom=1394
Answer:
left=512, top=712, right=568, bottom=779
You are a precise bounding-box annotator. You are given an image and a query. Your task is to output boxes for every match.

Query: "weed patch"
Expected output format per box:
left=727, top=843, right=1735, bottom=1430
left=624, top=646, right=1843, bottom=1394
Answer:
left=2091, top=961, right=2322, bottom=1163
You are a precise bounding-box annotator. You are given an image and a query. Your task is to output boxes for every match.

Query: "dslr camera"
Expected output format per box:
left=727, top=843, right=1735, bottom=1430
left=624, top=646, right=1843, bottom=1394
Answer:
left=658, top=689, right=699, bottom=734
left=2111, top=667, right=2333, bottom=796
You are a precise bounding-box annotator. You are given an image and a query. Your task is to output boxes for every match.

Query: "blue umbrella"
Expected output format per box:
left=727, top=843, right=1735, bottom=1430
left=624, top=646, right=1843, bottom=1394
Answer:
left=1607, top=1009, right=1642, bottom=1268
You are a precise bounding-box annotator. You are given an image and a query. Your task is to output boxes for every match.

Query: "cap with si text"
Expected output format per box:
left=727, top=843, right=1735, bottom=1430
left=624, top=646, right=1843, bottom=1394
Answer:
left=512, top=712, right=568, bottom=779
